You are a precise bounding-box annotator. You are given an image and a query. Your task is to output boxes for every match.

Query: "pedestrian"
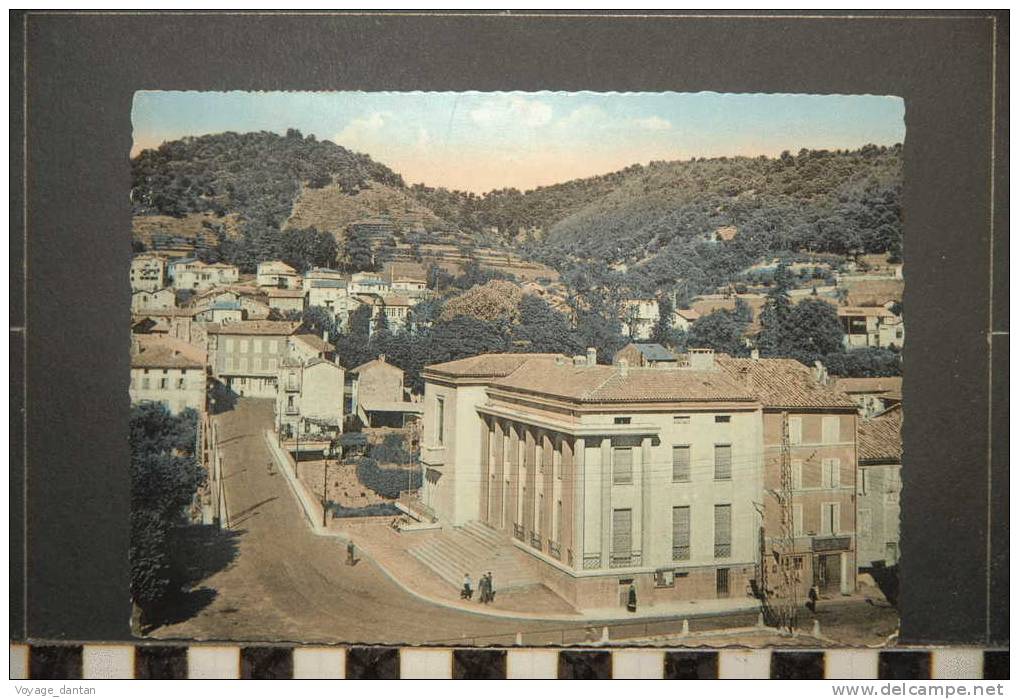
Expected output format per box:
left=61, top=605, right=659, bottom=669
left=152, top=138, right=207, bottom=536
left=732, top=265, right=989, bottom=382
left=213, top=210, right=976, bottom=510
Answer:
left=807, top=584, right=819, bottom=614
left=267, top=460, right=275, bottom=476
left=627, top=582, right=638, bottom=613
left=477, top=573, right=489, bottom=603
left=462, top=573, right=473, bottom=600
left=346, top=541, right=356, bottom=566
left=486, top=571, right=495, bottom=604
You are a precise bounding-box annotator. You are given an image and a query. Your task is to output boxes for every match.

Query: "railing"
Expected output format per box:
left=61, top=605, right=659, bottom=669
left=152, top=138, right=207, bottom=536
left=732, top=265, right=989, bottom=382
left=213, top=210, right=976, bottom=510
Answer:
left=530, top=532, right=542, bottom=550
left=672, top=545, right=690, bottom=561
left=714, top=543, right=731, bottom=558
left=548, top=540, right=561, bottom=560
left=583, top=554, right=602, bottom=570
left=512, top=523, right=525, bottom=541
left=610, top=550, right=642, bottom=568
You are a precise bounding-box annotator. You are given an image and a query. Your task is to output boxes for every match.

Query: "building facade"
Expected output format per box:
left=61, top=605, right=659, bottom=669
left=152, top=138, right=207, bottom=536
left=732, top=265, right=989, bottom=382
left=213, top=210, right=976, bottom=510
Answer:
left=206, top=320, right=300, bottom=398
left=130, top=336, right=207, bottom=414
left=856, top=405, right=902, bottom=569
left=838, top=307, right=904, bottom=349
left=169, top=259, right=240, bottom=291
left=131, top=287, right=176, bottom=313
left=276, top=358, right=345, bottom=442
left=420, top=350, right=765, bottom=609
left=257, top=260, right=302, bottom=289
left=130, top=254, right=167, bottom=292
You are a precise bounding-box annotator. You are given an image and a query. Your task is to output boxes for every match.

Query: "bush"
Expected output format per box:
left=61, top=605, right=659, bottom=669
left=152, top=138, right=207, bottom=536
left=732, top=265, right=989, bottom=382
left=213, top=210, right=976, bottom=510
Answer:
left=328, top=502, right=401, bottom=518
left=370, top=433, right=411, bottom=464
left=355, top=457, right=422, bottom=499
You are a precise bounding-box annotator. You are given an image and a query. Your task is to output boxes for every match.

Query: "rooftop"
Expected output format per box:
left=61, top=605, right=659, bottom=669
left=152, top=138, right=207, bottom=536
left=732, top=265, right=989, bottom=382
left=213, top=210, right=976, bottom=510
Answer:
left=838, top=306, right=895, bottom=318
left=131, top=336, right=206, bottom=370
left=292, top=333, right=333, bottom=353
left=424, top=353, right=562, bottom=379
left=627, top=343, right=678, bottom=362
left=833, top=376, right=903, bottom=400
left=352, top=356, right=405, bottom=375
left=716, top=356, right=857, bottom=410
left=858, top=405, right=903, bottom=463
left=206, top=320, right=301, bottom=336
left=266, top=288, right=306, bottom=298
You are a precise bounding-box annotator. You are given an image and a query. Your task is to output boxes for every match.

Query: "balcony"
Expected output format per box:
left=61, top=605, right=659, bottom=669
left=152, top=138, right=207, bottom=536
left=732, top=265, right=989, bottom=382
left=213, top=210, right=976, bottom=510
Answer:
left=609, top=550, right=642, bottom=568
left=512, top=523, right=525, bottom=542
left=530, top=532, right=542, bottom=550
left=284, top=382, right=300, bottom=392
left=285, top=406, right=299, bottom=415
left=672, top=545, right=690, bottom=561
left=714, top=543, right=731, bottom=558
left=583, top=554, right=602, bottom=570
left=548, top=540, right=561, bottom=560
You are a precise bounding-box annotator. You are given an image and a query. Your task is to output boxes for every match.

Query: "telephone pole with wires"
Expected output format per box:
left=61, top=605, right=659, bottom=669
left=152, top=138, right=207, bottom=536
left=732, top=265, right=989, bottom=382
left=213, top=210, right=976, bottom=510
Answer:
left=774, top=409, right=799, bottom=632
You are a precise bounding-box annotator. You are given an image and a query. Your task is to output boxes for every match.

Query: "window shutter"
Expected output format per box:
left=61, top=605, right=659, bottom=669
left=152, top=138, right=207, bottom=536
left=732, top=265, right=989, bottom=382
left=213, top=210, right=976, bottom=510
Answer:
left=714, top=504, right=732, bottom=558
left=612, top=509, right=632, bottom=555
left=613, top=447, right=633, bottom=484
left=789, top=417, right=802, bottom=445
left=821, top=503, right=832, bottom=535
left=793, top=504, right=803, bottom=535
left=672, top=446, right=691, bottom=482
left=792, top=460, right=803, bottom=490
left=714, top=445, right=732, bottom=480
left=831, top=458, right=841, bottom=488
left=672, top=506, right=690, bottom=560
left=832, top=503, right=840, bottom=534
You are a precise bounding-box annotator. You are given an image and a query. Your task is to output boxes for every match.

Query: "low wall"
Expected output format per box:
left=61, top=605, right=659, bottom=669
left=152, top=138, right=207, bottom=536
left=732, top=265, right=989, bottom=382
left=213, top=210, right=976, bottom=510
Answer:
left=329, top=515, right=395, bottom=530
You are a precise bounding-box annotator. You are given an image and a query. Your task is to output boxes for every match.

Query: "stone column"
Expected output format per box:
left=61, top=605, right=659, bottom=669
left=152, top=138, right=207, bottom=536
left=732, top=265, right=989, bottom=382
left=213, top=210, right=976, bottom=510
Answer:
left=479, top=416, right=491, bottom=525
left=640, top=436, right=653, bottom=566
left=600, top=437, right=612, bottom=567
left=572, top=437, right=585, bottom=569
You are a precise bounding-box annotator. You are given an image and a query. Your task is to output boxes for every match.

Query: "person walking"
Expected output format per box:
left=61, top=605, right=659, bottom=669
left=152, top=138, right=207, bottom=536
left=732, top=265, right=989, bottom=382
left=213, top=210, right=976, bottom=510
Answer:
left=807, top=584, right=819, bottom=614
left=486, top=571, right=495, bottom=604
left=346, top=541, right=356, bottom=566
left=477, top=573, right=489, bottom=604
left=462, top=573, right=473, bottom=600
left=626, top=582, right=638, bottom=613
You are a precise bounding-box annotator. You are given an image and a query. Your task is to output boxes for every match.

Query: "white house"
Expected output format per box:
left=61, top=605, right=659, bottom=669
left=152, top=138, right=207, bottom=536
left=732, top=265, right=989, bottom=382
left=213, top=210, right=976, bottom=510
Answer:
left=130, top=336, right=207, bottom=414
left=130, top=254, right=167, bottom=292
left=131, top=287, right=176, bottom=313
left=169, top=259, right=240, bottom=292
left=257, top=260, right=302, bottom=289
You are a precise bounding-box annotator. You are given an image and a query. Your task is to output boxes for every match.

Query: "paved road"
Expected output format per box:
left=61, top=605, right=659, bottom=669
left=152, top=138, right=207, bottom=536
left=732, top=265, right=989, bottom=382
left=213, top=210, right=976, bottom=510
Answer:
left=152, top=399, right=590, bottom=645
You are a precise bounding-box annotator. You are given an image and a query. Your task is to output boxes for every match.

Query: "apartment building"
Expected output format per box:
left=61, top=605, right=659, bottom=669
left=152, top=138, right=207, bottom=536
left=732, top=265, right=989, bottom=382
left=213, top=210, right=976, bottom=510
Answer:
left=856, top=404, right=902, bottom=569
left=130, top=336, right=207, bottom=414
left=206, top=320, right=301, bottom=398
left=838, top=306, right=904, bottom=349
left=257, top=260, right=302, bottom=289
left=168, top=258, right=240, bottom=291
left=130, top=254, right=167, bottom=292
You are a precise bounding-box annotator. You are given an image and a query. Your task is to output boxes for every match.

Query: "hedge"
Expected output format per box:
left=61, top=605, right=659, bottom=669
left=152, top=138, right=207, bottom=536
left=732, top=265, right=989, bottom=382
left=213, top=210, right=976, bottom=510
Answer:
left=327, top=501, right=401, bottom=518
left=355, top=457, right=422, bottom=499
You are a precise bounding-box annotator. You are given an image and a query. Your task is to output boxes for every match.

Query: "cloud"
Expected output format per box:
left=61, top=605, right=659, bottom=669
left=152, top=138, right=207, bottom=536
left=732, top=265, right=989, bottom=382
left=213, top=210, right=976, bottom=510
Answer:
left=556, top=104, right=606, bottom=128
left=335, top=111, right=390, bottom=145
left=634, top=115, right=672, bottom=131
left=469, top=95, right=553, bottom=128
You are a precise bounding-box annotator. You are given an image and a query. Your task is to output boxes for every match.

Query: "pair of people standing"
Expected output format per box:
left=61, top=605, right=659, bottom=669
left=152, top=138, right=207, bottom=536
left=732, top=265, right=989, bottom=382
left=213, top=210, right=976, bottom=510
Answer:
left=461, top=572, right=496, bottom=603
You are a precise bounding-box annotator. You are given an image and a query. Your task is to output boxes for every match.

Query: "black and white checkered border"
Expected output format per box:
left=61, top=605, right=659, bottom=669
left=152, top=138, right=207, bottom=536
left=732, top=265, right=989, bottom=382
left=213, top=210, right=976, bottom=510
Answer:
left=9, top=643, right=1009, bottom=679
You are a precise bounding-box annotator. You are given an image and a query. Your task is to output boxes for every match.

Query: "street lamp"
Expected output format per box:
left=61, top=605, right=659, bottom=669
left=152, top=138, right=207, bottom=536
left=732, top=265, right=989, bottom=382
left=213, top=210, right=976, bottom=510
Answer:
left=322, top=440, right=339, bottom=528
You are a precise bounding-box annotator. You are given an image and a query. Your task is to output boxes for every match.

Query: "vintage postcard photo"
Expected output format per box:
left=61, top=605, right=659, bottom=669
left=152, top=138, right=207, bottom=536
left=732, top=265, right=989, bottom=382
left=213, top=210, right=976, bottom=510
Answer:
left=128, top=91, right=905, bottom=648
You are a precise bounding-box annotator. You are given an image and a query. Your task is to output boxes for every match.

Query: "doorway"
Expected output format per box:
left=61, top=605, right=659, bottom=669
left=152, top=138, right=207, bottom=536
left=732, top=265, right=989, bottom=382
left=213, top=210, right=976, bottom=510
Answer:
left=816, top=553, right=842, bottom=593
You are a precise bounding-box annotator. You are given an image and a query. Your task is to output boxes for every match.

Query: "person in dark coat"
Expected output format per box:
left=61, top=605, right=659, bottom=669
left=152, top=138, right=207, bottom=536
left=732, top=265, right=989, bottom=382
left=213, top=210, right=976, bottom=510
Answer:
left=807, top=584, right=819, bottom=614
left=461, top=573, right=473, bottom=600
left=626, top=582, right=638, bottom=613
left=346, top=541, right=356, bottom=566
left=477, top=573, right=489, bottom=603
left=485, top=572, right=495, bottom=603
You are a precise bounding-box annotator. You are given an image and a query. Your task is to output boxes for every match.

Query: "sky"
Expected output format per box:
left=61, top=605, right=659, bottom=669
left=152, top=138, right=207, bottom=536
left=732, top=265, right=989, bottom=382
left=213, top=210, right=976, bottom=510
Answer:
left=132, top=91, right=905, bottom=193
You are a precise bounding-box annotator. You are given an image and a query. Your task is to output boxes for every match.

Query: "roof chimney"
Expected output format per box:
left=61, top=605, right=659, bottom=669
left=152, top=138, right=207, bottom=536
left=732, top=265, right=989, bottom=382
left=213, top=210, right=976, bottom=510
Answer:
left=688, top=348, right=716, bottom=371
left=813, top=360, right=829, bottom=385
left=378, top=354, right=386, bottom=363
left=586, top=347, right=597, bottom=366
left=572, top=355, right=586, bottom=366
left=617, top=358, right=629, bottom=378
left=750, top=348, right=760, bottom=360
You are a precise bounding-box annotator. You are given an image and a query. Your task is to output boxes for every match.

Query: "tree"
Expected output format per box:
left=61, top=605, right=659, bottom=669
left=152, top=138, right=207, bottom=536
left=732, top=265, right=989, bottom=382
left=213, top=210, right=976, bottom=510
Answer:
left=756, top=262, right=794, bottom=356
left=302, top=305, right=337, bottom=340
left=824, top=347, right=902, bottom=377
left=574, top=301, right=628, bottom=365
left=344, top=228, right=376, bottom=272
left=440, top=280, right=522, bottom=323
left=512, top=295, right=584, bottom=355
left=781, top=298, right=844, bottom=365
left=686, top=309, right=750, bottom=357
left=651, top=296, right=678, bottom=346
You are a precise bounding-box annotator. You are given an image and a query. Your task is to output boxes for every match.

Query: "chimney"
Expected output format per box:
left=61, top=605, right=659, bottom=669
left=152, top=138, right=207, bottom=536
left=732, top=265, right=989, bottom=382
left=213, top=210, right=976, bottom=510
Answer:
left=688, top=348, right=716, bottom=371
left=379, top=354, right=386, bottom=363
left=572, top=355, right=586, bottom=366
left=323, top=330, right=329, bottom=342
left=813, top=360, right=829, bottom=385
left=617, top=358, right=629, bottom=378
left=586, top=347, right=597, bottom=366
left=750, top=348, right=760, bottom=360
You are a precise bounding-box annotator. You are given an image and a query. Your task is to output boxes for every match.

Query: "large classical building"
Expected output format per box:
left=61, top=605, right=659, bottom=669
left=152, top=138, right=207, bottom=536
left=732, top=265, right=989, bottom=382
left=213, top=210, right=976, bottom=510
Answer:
left=419, top=349, right=765, bottom=609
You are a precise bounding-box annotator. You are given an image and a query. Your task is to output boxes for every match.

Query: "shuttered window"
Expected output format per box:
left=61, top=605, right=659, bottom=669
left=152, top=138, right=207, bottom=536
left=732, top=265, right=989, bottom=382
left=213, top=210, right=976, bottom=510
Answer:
left=792, top=459, right=803, bottom=490
left=822, top=416, right=840, bottom=443
left=714, top=504, right=732, bottom=558
left=714, top=445, right=732, bottom=480
left=821, top=502, right=840, bottom=535
left=672, top=506, right=691, bottom=560
left=793, top=504, right=803, bottom=535
left=613, top=447, right=633, bottom=485
left=612, top=509, right=632, bottom=556
left=788, top=417, right=802, bottom=445
left=672, top=446, right=691, bottom=482
left=822, top=458, right=841, bottom=488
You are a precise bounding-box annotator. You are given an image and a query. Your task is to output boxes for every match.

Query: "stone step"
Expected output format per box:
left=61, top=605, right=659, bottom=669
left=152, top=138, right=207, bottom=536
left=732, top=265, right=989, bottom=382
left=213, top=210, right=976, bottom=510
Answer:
left=461, top=521, right=505, bottom=548
left=408, top=547, right=462, bottom=589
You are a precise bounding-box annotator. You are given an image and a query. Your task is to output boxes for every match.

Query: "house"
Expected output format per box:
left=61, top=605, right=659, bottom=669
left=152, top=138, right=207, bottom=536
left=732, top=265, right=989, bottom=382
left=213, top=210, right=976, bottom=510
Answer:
left=266, top=287, right=307, bottom=314
left=275, top=357, right=345, bottom=446
left=130, top=254, right=167, bottom=292
left=856, top=404, right=902, bottom=570
left=613, top=342, right=679, bottom=368
left=837, top=307, right=904, bottom=349
left=205, top=320, right=301, bottom=398
left=348, top=272, right=391, bottom=296
left=418, top=348, right=764, bottom=610
left=257, top=260, right=302, bottom=289
left=832, top=377, right=903, bottom=417
left=671, top=308, right=701, bottom=332
left=168, top=259, right=240, bottom=291
left=130, top=336, right=207, bottom=414
left=392, top=277, right=427, bottom=294
left=349, top=355, right=421, bottom=428
left=194, top=300, right=245, bottom=324
left=288, top=332, right=335, bottom=364
left=131, top=287, right=176, bottom=313
left=302, top=267, right=348, bottom=291
left=307, top=279, right=353, bottom=325
left=718, top=356, right=859, bottom=597
left=620, top=298, right=659, bottom=340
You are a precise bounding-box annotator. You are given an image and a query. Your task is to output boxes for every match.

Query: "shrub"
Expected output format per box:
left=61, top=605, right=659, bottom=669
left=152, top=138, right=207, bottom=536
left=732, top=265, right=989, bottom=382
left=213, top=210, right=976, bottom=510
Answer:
left=328, top=502, right=401, bottom=518
left=370, top=433, right=411, bottom=465
left=355, top=457, right=422, bottom=499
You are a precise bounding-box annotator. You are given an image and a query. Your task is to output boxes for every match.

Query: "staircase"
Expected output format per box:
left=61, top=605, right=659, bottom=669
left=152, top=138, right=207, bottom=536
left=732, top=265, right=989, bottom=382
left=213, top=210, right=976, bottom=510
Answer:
left=408, top=520, right=540, bottom=592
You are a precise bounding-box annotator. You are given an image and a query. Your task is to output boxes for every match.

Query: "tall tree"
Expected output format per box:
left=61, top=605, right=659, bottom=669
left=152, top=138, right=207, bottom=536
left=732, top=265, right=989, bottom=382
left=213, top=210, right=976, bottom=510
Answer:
left=512, top=295, right=584, bottom=355
left=686, top=309, right=750, bottom=357
left=651, top=296, right=677, bottom=346
left=756, top=262, right=794, bottom=356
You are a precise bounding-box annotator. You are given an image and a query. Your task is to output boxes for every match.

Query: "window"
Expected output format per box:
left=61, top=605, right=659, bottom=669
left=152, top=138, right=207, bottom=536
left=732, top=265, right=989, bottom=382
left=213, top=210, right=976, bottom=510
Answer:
left=672, top=506, right=690, bottom=560
left=714, top=504, right=732, bottom=558
left=673, top=415, right=690, bottom=424
left=714, top=415, right=731, bottom=424
left=714, top=444, right=732, bottom=480
left=821, top=502, right=840, bottom=535
left=672, top=445, right=691, bottom=482
left=654, top=569, right=675, bottom=588
left=613, top=447, right=633, bottom=485
left=792, top=459, right=803, bottom=490
left=435, top=397, right=445, bottom=446
left=240, top=339, right=250, bottom=354
left=141, top=378, right=150, bottom=390
left=611, top=509, right=633, bottom=560
left=792, top=503, right=803, bottom=535
left=788, top=417, right=802, bottom=445
left=159, top=378, right=168, bottom=389
left=822, top=458, right=841, bottom=489
left=822, top=416, right=840, bottom=443
left=716, top=568, right=730, bottom=597
left=177, top=377, right=186, bottom=390
left=614, top=417, right=631, bottom=425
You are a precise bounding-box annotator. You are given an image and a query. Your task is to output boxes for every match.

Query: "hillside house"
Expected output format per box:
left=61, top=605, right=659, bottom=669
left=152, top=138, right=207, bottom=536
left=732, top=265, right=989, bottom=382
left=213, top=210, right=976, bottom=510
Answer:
left=130, top=254, right=167, bottom=292
left=266, top=287, right=307, bottom=314
left=288, top=332, right=335, bottom=364
left=131, top=287, right=176, bottom=313
left=130, top=336, right=207, bottom=414
left=832, top=377, right=903, bottom=417
left=838, top=307, right=904, bottom=349
left=620, top=298, right=659, bottom=341
left=856, top=405, right=902, bottom=569
left=194, top=300, right=245, bottom=324
left=671, top=308, right=701, bottom=332
left=348, top=272, right=391, bottom=296
left=168, top=259, right=240, bottom=291
left=257, top=260, right=302, bottom=289
left=613, top=343, right=680, bottom=368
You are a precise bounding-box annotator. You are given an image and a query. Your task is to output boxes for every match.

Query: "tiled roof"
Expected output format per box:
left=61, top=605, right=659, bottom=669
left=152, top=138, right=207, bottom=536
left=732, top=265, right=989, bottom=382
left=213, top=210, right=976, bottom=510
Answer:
left=492, top=359, right=755, bottom=404
left=837, top=306, right=895, bottom=318
left=424, top=353, right=562, bottom=379
left=352, top=357, right=405, bottom=375
left=258, top=261, right=298, bottom=273
left=206, top=320, right=301, bottom=336
left=131, top=336, right=206, bottom=369
left=858, top=407, right=902, bottom=463
left=292, top=333, right=333, bottom=353
left=310, top=279, right=348, bottom=288
left=832, top=376, right=903, bottom=398
left=716, top=356, right=857, bottom=409
left=267, top=288, right=306, bottom=298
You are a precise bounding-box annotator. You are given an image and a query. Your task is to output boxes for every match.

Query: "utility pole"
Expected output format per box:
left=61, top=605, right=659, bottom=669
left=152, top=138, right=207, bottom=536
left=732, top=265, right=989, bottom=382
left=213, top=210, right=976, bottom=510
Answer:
left=776, top=410, right=799, bottom=632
